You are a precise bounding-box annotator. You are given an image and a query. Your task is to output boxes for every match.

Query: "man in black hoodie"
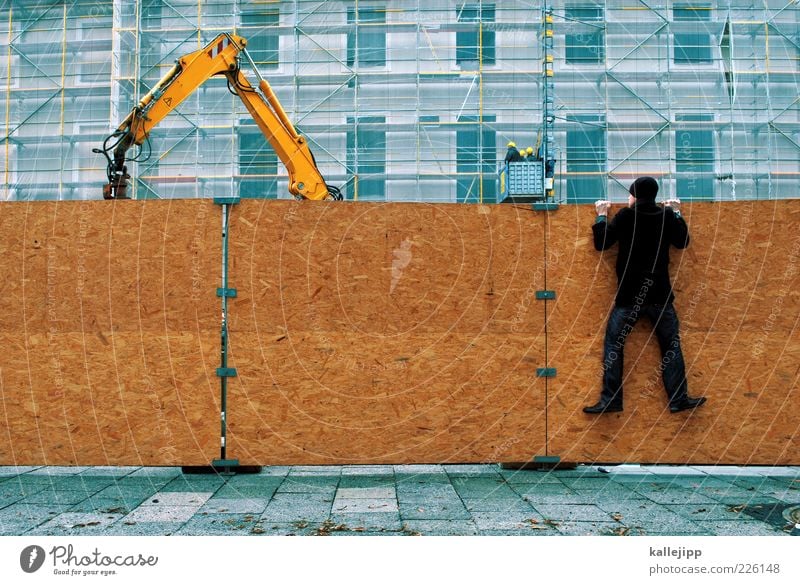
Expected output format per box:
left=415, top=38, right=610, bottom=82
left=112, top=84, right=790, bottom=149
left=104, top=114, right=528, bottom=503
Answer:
left=584, top=176, right=707, bottom=414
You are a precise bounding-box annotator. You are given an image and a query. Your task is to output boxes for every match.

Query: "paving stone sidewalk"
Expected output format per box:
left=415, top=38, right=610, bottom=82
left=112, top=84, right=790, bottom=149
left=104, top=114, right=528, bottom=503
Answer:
left=1, top=464, right=798, bottom=536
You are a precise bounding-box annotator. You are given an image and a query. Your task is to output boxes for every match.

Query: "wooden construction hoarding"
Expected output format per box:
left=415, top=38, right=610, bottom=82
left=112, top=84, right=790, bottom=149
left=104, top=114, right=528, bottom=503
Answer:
left=0, top=198, right=796, bottom=466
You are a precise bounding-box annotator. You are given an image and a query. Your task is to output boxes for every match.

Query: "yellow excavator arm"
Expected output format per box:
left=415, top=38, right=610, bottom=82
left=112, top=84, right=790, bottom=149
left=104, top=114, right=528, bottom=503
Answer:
left=94, top=33, right=340, bottom=201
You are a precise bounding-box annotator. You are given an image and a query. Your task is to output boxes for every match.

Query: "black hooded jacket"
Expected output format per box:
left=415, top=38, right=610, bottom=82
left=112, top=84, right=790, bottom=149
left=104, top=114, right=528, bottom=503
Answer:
left=592, top=201, right=690, bottom=307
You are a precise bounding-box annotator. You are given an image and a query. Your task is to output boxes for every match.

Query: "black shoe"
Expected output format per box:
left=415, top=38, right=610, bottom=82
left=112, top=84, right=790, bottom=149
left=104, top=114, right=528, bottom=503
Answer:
left=669, top=396, right=707, bottom=413
left=583, top=399, right=623, bottom=414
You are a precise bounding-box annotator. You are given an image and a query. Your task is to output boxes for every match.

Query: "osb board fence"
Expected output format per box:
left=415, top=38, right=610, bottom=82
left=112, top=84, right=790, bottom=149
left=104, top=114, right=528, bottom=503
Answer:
left=545, top=200, right=799, bottom=465
left=0, top=199, right=796, bottom=466
left=0, top=200, right=221, bottom=466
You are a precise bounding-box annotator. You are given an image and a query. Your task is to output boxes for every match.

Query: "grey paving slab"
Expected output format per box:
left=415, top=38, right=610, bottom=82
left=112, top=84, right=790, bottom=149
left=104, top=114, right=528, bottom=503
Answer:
left=248, top=521, right=322, bottom=535
left=0, top=479, right=52, bottom=498
left=101, top=521, right=184, bottom=536
left=68, top=497, right=136, bottom=515
left=332, top=498, right=398, bottom=514
left=29, top=466, right=90, bottom=476
left=754, top=467, right=800, bottom=478
left=0, top=494, right=24, bottom=509
left=459, top=498, right=532, bottom=514
left=341, top=465, right=394, bottom=476
left=123, top=505, right=199, bottom=523
left=0, top=504, right=67, bottom=535
left=400, top=519, right=478, bottom=535
left=641, top=466, right=708, bottom=476
left=214, top=484, right=280, bottom=499
left=399, top=501, right=471, bottom=520
left=690, top=465, right=759, bottom=476
left=394, top=465, right=445, bottom=475
left=395, top=474, right=451, bottom=485
left=533, top=504, right=616, bottom=523
left=260, top=494, right=332, bottom=523
left=608, top=474, right=658, bottom=484
left=664, top=503, right=750, bottom=521
left=27, top=512, right=124, bottom=535
left=397, top=488, right=461, bottom=503
left=470, top=511, right=546, bottom=531
left=277, top=476, right=339, bottom=495
left=328, top=512, right=403, bottom=532
left=695, top=520, right=788, bottom=536
left=555, top=521, right=634, bottom=536
left=95, top=485, right=160, bottom=500
left=479, top=528, right=558, bottom=535
left=5, top=476, right=60, bottom=487
left=141, top=492, right=212, bottom=507
left=557, top=477, right=618, bottom=489
left=78, top=467, right=139, bottom=477
left=127, top=467, right=183, bottom=478
left=160, top=477, right=227, bottom=492
left=336, top=487, right=395, bottom=499
left=499, top=472, right=566, bottom=485
left=112, top=476, right=175, bottom=489
left=444, top=464, right=501, bottom=476
left=199, top=498, right=270, bottom=514
left=338, top=475, right=396, bottom=489
left=288, top=466, right=343, bottom=476
left=176, top=513, right=261, bottom=535
left=19, top=489, right=94, bottom=506
left=258, top=466, right=291, bottom=476
left=0, top=466, right=42, bottom=476
left=616, top=515, right=709, bottom=535
left=222, top=475, right=285, bottom=487
left=47, top=477, right=116, bottom=491
left=635, top=487, right=720, bottom=505
left=551, top=467, right=610, bottom=478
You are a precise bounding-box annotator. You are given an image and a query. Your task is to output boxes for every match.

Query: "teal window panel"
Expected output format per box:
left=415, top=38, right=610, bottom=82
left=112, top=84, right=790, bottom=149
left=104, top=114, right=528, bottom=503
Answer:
left=241, top=9, right=280, bottom=70
left=239, top=126, right=278, bottom=199
left=676, top=114, right=715, bottom=200
left=347, top=7, right=386, bottom=67
left=456, top=115, right=496, bottom=203
left=347, top=117, right=386, bottom=200
left=566, top=114, right=606, bottom=203
left=456, top=4, right=495, bottom=66
left=673, top=4, right=713, bottom=64
left=565, top=5, right=604, bottom=64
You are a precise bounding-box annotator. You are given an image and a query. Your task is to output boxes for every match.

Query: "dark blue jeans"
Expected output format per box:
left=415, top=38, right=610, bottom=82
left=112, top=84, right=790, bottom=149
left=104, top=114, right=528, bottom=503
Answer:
left=601, top=303, right=688, bottom=406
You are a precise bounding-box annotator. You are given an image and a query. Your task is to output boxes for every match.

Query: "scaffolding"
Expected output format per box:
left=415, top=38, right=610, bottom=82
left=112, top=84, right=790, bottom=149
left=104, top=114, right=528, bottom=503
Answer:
left=1, top=0, right=798, bottom=202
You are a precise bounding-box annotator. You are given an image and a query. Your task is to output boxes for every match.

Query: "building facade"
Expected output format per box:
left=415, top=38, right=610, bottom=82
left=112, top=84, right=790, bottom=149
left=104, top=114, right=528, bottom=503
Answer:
left=1, top=0, right=798, bottom=202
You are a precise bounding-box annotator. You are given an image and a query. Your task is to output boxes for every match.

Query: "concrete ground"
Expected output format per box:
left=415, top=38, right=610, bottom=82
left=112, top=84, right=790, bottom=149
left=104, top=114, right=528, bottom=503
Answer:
left=0, top=464, right=798, bottom=536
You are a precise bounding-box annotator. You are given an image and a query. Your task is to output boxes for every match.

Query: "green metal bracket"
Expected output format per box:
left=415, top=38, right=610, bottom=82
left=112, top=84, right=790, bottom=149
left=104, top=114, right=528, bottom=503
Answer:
left=532, top=202, right=559, bottom=211
left=533, top=455, right=561, bottom=464
left=212, top=458, right=239, bottom=467
left=536, top=367, right=557, bottom=378
left=213, top=197, right=240, bottom=205
left=535, top=290, right=556, bottom=300
left=216, top=367, right=238, bottom=378
left=216, top=287, right=238, bottom=298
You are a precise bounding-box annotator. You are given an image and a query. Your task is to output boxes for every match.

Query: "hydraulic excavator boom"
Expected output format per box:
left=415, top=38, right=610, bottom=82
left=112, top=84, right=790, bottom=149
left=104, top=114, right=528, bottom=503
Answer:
left=94, top=33, right=341, bottom=201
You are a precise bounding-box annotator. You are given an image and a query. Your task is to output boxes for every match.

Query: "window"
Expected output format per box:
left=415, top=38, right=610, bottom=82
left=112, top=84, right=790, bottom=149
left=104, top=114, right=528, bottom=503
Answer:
left=675, top=114, right=714, bottom=200
left=456, top=4, right=495, bottom=66
left=456, top=115, right=496, bottom=203
left=565, top=5, right=604, bottom=64
left=240, top=9, right=280, bottom=70
left=347, top=117, right=386, bottom=200
left=141, top=0, right=161, bottom=30
left=673, top=4, right=712, bottom=64
left=346, top=7, right=386, bottom=67
left=566, top=114, right=606, bottom=203
left=239, top=126, right=278, bottom=198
